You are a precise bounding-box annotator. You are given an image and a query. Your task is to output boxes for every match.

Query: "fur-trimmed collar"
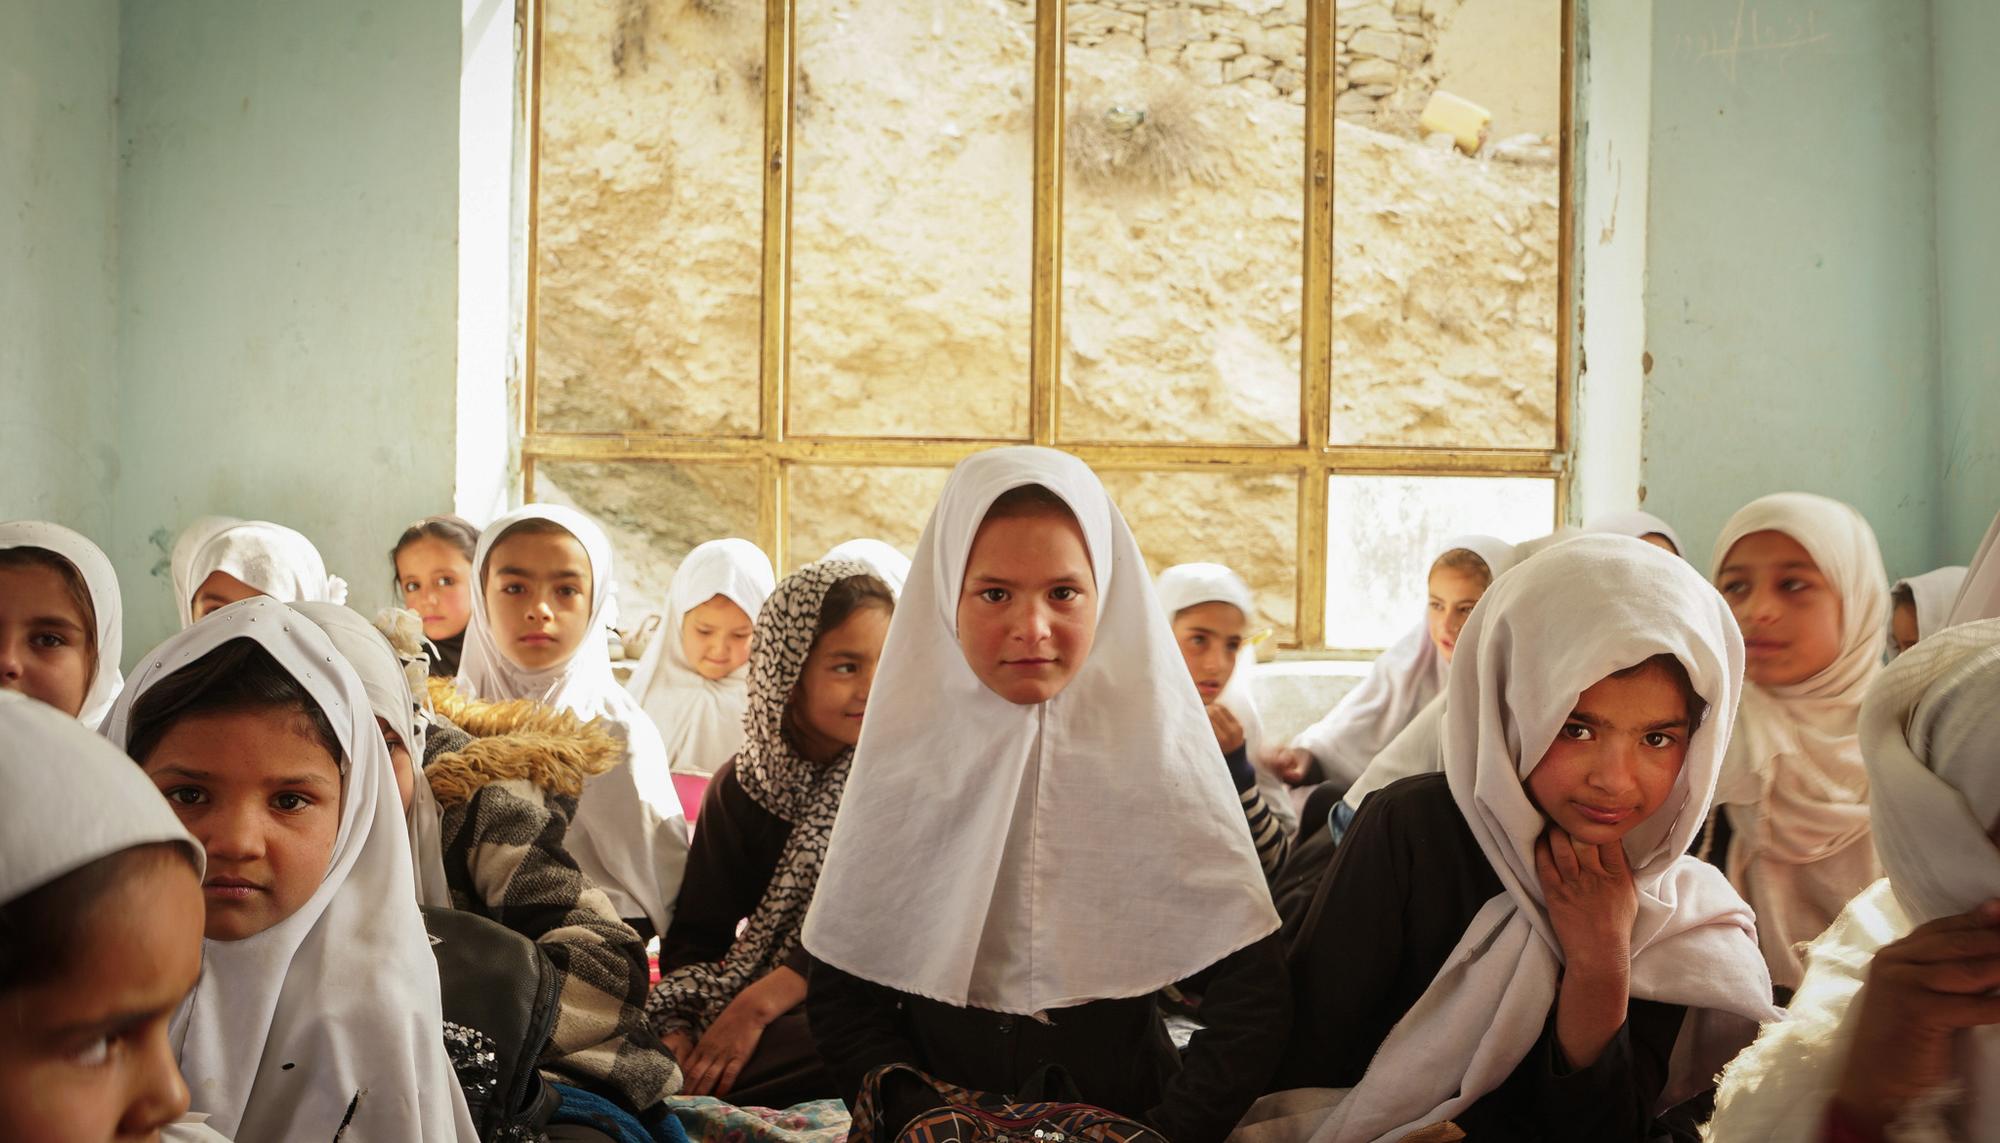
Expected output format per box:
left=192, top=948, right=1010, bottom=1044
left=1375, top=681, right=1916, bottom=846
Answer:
left=424, top=677, right=620, bottom=809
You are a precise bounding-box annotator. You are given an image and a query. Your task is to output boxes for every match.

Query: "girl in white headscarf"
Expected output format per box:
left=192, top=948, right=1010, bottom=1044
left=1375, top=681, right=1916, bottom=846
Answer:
left=1708, top=618, right=2000, bottom=1143
left=802, top=447, right=1285, bottom=1143
left=1269, top=535, right=1775, bottom=1143
left=456, top=504, right=689, bottom=938
left=169, top=515, right=240, bottom=624
left=1276, top=535, right=1517, bottom=789
left=1707, top=492, right=1888, bottom=992
left=1946, top=510, right=2000, bottom=627
left=0, top=521, right=124, bottom=725
left=177, top=519, right=349, bottom=626
left=102, top=596, right=477, bottom=1141
left=824, top=539, right=913, bottom=597
left=1587, top=510, right=1685, bottom=557
left=1890, top=566, right=1970, bottom=657
left=0, top=692, right=219, bottom=1142
left=629, top=538, right=777, bottom=781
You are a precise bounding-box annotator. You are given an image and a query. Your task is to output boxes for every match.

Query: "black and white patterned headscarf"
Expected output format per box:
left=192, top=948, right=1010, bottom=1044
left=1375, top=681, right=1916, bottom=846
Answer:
left=647, top=558, right=881, bottom=1037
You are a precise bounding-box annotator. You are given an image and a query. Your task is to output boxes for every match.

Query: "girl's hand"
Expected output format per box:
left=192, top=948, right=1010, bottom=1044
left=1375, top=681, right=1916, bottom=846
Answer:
left=1834, top=900, right=2000, bottom=1133
left=1535, top=826, right=1635, bottom=972
left=681, top=1000, right=767, bottom=1098
left=1264, top=746, right=1315, bottom=785
left=1208, top=704, right=1246, bottom=754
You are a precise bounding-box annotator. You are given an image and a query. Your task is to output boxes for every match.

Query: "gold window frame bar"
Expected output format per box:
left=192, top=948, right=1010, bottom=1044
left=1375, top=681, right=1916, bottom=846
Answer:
left=521, top=0, right=1577, bottom=651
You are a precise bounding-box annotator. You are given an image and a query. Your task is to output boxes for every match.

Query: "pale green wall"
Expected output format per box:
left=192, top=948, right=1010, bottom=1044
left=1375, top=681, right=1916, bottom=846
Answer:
left=111, top=0, right=462, bottom=660
left=1642, top=0, right=1942, bottom=579
left=1, top=0, right=121, bottom=539
left=1933, top=0, right=2000, bottom=563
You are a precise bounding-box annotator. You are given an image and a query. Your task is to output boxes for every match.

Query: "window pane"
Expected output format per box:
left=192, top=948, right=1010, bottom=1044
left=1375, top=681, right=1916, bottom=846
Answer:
left=785, top=465, right=952, bottom=572
left=1059, top=5, right=1304, bottom=445
left=1328, top=0, right=1561, bottom=448
left=531, top=460, right=763, bottom=622
left=786, top=1, right=1033, bottom=440
left=1097, top=469, right=1299, bottom=644
left=533, top=0, right=764, bottom=435
left=1324, top=474, right=1555, bottom=650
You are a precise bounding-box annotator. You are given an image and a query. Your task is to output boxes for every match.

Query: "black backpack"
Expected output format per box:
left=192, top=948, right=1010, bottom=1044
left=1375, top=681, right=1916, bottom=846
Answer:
left=422, top=905, right=563, bottom=1139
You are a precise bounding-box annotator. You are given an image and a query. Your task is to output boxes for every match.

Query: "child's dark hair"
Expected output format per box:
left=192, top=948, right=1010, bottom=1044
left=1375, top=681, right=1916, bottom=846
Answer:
left=125, top=639, right=343, bottom=767
left=984, top=483, right=1077, bottom=524
left=815, top=573, right=895, bottom=642
left=479, top=518, right=579, bottom=585
left=0, top=547, right=97, bottom=674
left=389, top=515, right=481, bottom=583
left=1891, top=583, right=1916, bottom=609
left=1610, top=653, right=1708, bottom=738
left=0, top=842, right=197, bottom=991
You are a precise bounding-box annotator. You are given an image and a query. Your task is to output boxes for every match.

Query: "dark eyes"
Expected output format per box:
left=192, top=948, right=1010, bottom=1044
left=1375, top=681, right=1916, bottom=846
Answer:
left=28, top=632, right=70, bottom=650
left=1559, top=722, right=1593, bottom=742
left=1642, top=731, right=1679, bottom=749
left=165, top=786, right=206, bottom=806
left=1049, top=587, right=1082, bottom=603
left=272, top=792, right=313, bottom=813
left=979, top=588, right=1008, bottom=604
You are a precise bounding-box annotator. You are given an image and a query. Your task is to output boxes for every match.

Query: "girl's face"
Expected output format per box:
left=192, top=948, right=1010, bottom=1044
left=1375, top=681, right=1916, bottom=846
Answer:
left=1890, top=596, right=1920, bottom=656
left=143, top=708, right=343, bottom=941
left=396, top=537, right=476, bottom=643
left=1426, top=564, right=1488, bottom=664
left=377, top=715, right=416, bottom=813
left=1526, top=663, right=1694, bottom=847
left=0, top=565, right=94, bottom=718
left=1171, top=602, right=1246, bottom=703
left=956, top=509, right=1098, bottom=705
left=191, top=570, right=263, bottom=621
left=483, top=531, right=593, bottom=671
left=1716, top=530, right=1845, bottom=687
left=0, top=855, right=204, bottom=1143
left=681, top=596, right=755, bottom=681
left=787, top=603, right=892, bottom=763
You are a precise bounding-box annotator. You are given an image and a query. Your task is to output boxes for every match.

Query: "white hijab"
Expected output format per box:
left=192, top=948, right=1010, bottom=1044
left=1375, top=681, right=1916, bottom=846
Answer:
left=1291, top=535, right=1517, bottom=785
left=1156, top=562, right=1297, bottom=834
left=629, top=538, right=776, bottom=777
left=1313, top=535, right=1775, bottom=1143
left=1893, top=565, right=1969, bottom=655
left=1947, top=510, right=2000, bottom=627
left=803, top=447, right=1279, bottom=1014
left=101, top=597, right=476, bottom=1141
left=456, top=504, right=687, bottom=933
left=0, top=521, right=125, bottom=726
left=170, top=515, right=242, bottom=628
left=294, top=602, right=453, bottom=909
left=825, top=539, right=912, bottom=597
left=178, top=520, right=349, bottom=628
left=1586, top=509, right=1685, bottom=556
left=1709, top=492, right=1887, bottom=988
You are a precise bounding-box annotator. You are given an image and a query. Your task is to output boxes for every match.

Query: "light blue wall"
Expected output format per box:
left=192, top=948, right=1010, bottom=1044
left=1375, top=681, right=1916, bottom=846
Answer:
left=111, top=1, right=462, bottom=660
left=1642, top=0, right=1942, bottom=579
left=0, top=0, right=121, bottom=539
left=1932, top=0, right=2000, bottom=564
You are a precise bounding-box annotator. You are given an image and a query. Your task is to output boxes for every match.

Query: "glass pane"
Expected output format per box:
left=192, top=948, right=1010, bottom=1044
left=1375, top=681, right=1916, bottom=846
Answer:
left=1059, top=5, right=1304, bottom=445
left=787, top=1, right=1033, bottom=439
left=532, top=460, right=763, bottom=623
left=533, top=0, right=762, bottom=435
left=1097, top=469, right=1299, bottom=644
left=1328, top=0, right=1561, bottom=448
left=785, top=465, right=953, bottom=572
left=1324, top=474, right=1555, bottom=650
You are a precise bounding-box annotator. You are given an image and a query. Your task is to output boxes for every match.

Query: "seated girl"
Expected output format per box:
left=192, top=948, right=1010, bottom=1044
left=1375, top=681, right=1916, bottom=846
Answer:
left=102, top=596, right=476, bottom=1140
left=631, top=538, right=776, bottom=789
left=1708, top=618, right=2000, bottom=1142
left=0, top=692, right=215, bottom=1141
left=1156, top=561, right=1298, bottom=863
left=392, top=514, right=483, bottom=677
left=1586, top=510, right=1684, bottom=557
left=298, top=602, right=680, bottom=1115
left=1272, top=535, right=1517, bottom=790
left=1707, top=492, right=1887, bottom=994
left=1889, top=566, right=1968, bottom=657
left=454, top=505, right=689, bottom=940
left=173, top=517, right=349, bottom=625
left=802, top=447, right=1288, bottom=1143
left=648, top=559, right=893, bottom=1108
left=0, top=521, right=123, bottom=725
left=1272, top=535, right=1776, bottom=1143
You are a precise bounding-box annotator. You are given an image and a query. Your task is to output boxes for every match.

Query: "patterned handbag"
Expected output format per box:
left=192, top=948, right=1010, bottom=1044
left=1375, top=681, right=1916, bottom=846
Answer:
left=850, top=1063, right=1170, bottom=1143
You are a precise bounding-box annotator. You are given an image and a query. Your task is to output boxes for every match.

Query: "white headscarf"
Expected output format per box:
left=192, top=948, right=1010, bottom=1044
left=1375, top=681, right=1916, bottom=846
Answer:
left=294, top=603, right=452, bottom=909
left=170, top=515, right=242, bottom=629
left=1586, top=509, right=1685, bottom=556
left=824, top=538, right=912, bottom=597
left=178, top=520, right=349, bottom=628
left=1709, top=492, right=1887, bottom=989
left=1156, top=562, right=1296, bottom=834
left=0, top=521, right=125, bottom=726
left=1947, top=510, right=2000, bottom=627
left=1291, top=535, right=1517, bottom=784
left=803, top=447, right=1279, bottom=1014
left=1315, top=535, right=1776, bottom=1143
left=629, top=538, right=776, bottom=777
left=456, top=504, right=687, bottom=933
left=1892, top=566, right=1969, bottom=655
left=101, top=597, right=476, bottom=1141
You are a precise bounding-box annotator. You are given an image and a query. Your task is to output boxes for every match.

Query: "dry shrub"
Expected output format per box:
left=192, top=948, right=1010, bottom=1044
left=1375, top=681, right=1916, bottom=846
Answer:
left=1066, top=74, right=1226, bottom=190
